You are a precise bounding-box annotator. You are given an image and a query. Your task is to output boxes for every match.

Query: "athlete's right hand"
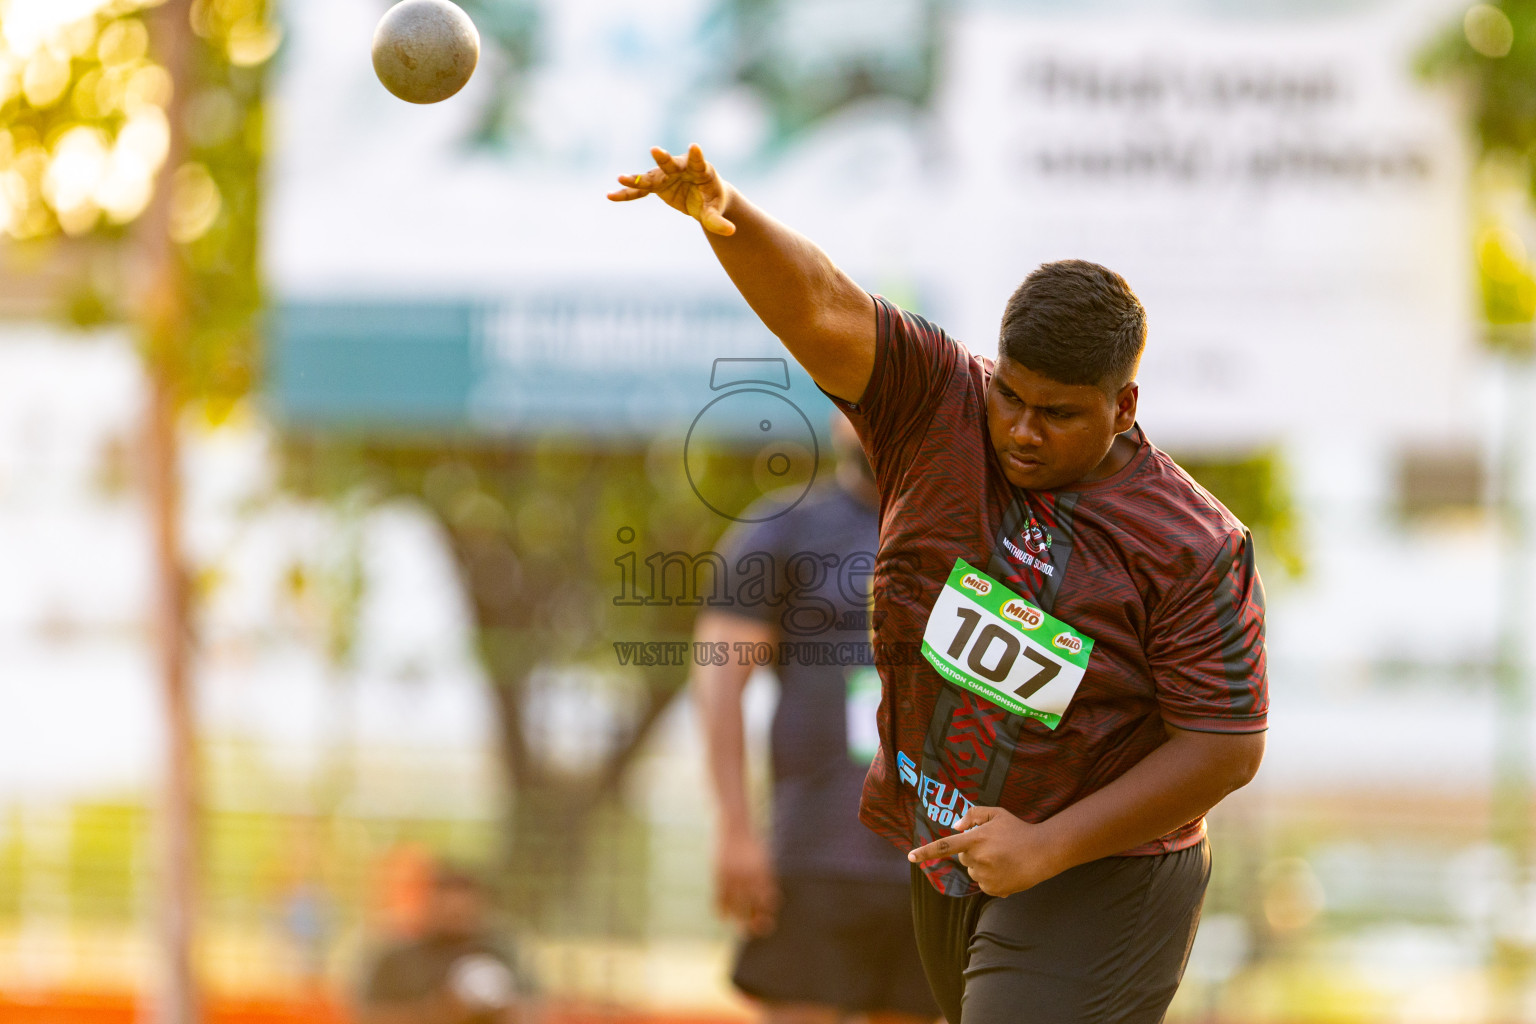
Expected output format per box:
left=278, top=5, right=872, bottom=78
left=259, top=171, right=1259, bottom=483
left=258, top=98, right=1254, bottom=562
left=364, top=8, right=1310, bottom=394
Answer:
left=606, top=144, right=737, bottom=236
left=714, top=830, right=780, bottom=936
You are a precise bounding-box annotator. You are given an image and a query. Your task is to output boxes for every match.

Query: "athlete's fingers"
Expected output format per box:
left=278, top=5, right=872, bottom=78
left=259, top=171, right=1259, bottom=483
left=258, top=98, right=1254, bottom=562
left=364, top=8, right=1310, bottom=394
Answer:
left=732, top=873, right=778, bottom=936
left=715, top=848, right=779, bottom=934
left=907, top=826, right=983, bottom=864
left=951, top=805, right=1001, bottom=833
left=746, top=886, right=780, bottom=936
left=722, top=885, right=765, bottom=929
left=608, top=166, right=662, bottom=201
left=700, top=202, right=736, bottom=236
left=651, top=145, right=686, bottom=175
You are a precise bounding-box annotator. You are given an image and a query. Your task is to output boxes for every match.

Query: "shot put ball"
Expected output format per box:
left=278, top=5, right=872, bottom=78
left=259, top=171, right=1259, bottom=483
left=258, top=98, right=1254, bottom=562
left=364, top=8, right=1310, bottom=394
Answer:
left=372, top=0, right=480, bottom=104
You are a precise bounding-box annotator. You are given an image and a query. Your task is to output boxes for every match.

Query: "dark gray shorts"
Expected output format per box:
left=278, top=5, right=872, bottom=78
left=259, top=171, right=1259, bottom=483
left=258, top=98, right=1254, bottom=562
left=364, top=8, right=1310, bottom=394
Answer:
left=910, top=838, right=1210, bottom=1024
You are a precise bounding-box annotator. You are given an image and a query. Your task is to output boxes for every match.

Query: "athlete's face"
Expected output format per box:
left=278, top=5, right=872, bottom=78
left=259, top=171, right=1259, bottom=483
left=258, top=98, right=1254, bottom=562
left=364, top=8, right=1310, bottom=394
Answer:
left=984, top=357, right=1138, bottom=490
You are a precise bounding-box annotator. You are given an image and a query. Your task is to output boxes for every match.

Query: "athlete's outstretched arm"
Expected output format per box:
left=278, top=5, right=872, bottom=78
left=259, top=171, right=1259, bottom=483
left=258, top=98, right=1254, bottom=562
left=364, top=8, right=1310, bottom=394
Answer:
left=608, top=144, right=876, bottom=404
left=692, top=610, right=782, bottom=936
left=908, top=726, right=1265, bottom=897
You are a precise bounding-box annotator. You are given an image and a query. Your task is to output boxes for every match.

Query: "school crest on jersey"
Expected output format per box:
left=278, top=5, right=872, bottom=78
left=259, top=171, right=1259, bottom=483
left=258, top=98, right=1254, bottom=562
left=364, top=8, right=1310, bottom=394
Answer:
left=1022, top=515, right=1052, bottom=556
left=990, top=493, right=1079, bottom=611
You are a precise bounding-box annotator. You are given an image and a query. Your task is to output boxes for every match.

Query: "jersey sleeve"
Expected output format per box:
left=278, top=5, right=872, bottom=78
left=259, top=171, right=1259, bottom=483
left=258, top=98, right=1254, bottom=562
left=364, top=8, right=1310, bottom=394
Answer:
left=825, top=296, right=967, bottom=483
left=1145, top=530, right=1269, bottom=733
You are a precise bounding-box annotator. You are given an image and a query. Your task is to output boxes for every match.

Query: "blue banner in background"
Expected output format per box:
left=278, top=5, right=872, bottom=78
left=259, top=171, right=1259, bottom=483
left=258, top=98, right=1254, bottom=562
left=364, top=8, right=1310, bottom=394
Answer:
left=268, top=294, right=837, bottom=445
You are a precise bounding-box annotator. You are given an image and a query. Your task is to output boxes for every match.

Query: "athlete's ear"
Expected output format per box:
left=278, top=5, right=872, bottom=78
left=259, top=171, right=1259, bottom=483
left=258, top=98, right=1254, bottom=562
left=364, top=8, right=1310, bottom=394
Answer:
left=1113, top=382, right=1138, bottom=433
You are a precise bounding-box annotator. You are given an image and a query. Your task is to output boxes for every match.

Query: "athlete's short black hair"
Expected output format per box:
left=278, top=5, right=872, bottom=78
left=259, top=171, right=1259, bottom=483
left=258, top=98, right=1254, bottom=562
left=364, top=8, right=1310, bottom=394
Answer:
left=998, top=260, right=1146, bottom=393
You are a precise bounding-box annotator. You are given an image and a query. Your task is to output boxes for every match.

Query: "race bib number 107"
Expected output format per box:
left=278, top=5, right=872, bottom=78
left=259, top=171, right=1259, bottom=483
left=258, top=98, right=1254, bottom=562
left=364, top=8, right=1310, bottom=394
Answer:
left=920, top=559, right=1094, bottom=729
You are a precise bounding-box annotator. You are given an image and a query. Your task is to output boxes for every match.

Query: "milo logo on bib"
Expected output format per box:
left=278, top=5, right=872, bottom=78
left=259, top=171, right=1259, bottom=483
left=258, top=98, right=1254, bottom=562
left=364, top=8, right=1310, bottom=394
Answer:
left=999, top=600, right=1044, bottom=630
left=920, top=558, right=1095, bottom=729
left=960, top=573, right=991, bottom=596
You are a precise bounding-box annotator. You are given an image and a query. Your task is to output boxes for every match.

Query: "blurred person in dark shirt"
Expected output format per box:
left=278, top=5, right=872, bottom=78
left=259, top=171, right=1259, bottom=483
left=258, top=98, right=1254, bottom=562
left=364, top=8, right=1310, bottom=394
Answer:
left=357, top=865, right=533, bottom=1024
left=693, top=413, right=940, bottom=1024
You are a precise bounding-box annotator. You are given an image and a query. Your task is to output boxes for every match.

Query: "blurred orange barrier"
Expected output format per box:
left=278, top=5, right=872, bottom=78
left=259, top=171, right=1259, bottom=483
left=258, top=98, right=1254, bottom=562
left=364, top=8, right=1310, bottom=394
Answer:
left=0, top=996, right=747, bottom=1024
left=0, top=994, right=345, bottom=1023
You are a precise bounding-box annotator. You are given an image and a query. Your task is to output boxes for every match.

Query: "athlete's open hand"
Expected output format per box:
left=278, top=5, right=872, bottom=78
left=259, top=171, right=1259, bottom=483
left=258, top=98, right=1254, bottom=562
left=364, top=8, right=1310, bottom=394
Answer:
left=907, top=806, right=1064, bottom=898
left=607, top=144, right=736, bottom=236
left=714, top=830, right=780, bottom=936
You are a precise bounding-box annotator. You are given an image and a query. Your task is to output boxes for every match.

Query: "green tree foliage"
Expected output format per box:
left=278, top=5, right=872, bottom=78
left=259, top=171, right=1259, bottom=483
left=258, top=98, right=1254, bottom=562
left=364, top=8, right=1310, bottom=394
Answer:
left=1419, top=2, right=1536, bottom=331
left=1418, top=4, right=1532, bottom=174
left=0, top=0, right=273, bottom=413
left=180, top=0, right=275, bottom=416
left=715, top=0, right=946, bottom=149
left=0, top=3, right=162, bottom=241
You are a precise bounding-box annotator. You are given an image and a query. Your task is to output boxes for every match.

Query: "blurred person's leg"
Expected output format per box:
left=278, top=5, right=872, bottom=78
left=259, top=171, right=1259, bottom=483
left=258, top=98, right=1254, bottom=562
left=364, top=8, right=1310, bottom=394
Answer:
left=736, top=877, right=940, bottom=1022
left=854, top=878, right=942, bottom=1024
left=911, top=840, right=1209, bottom=1024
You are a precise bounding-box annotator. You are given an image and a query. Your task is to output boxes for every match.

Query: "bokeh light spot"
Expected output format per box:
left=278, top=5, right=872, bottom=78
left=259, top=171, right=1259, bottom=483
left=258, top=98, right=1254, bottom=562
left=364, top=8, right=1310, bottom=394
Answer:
left=96, top=18, right=148, bottom=67
left=21, top=48, right=71, bottom=108
left=71, top=68, right=103, bottom=119
left=1466, top=4, right=1514, bottom=58
left=96, top=166, right=151, bottom=225
left=43, top=124, right=108, bottom=234
left=124, top=63, right=172, bottom=114
left=226, top=17, right=281, bottom=67
left=2, top=0, right=111, bottom=60
left=169, top=161, right=222, bottom=244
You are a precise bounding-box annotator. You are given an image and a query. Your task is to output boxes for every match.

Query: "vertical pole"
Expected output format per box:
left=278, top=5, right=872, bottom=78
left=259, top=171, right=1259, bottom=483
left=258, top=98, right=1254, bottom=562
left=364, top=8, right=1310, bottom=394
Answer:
left=139, top=3, right=197, bottom=1022
left=147, top=370, right=198, bottom=1024
left=1493, top=345, right=1533, bottom=1024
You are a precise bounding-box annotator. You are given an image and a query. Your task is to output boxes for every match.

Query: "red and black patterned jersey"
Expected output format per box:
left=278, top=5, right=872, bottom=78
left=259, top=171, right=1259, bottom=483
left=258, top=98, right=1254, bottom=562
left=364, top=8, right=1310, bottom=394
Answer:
left=828, top=297, right=1269, bottom=897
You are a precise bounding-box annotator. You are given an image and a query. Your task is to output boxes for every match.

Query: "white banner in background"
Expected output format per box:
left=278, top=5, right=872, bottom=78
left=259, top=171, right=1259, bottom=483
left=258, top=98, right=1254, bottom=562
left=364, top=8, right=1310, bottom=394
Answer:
left=270, top=0, right=1472, bottom=443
